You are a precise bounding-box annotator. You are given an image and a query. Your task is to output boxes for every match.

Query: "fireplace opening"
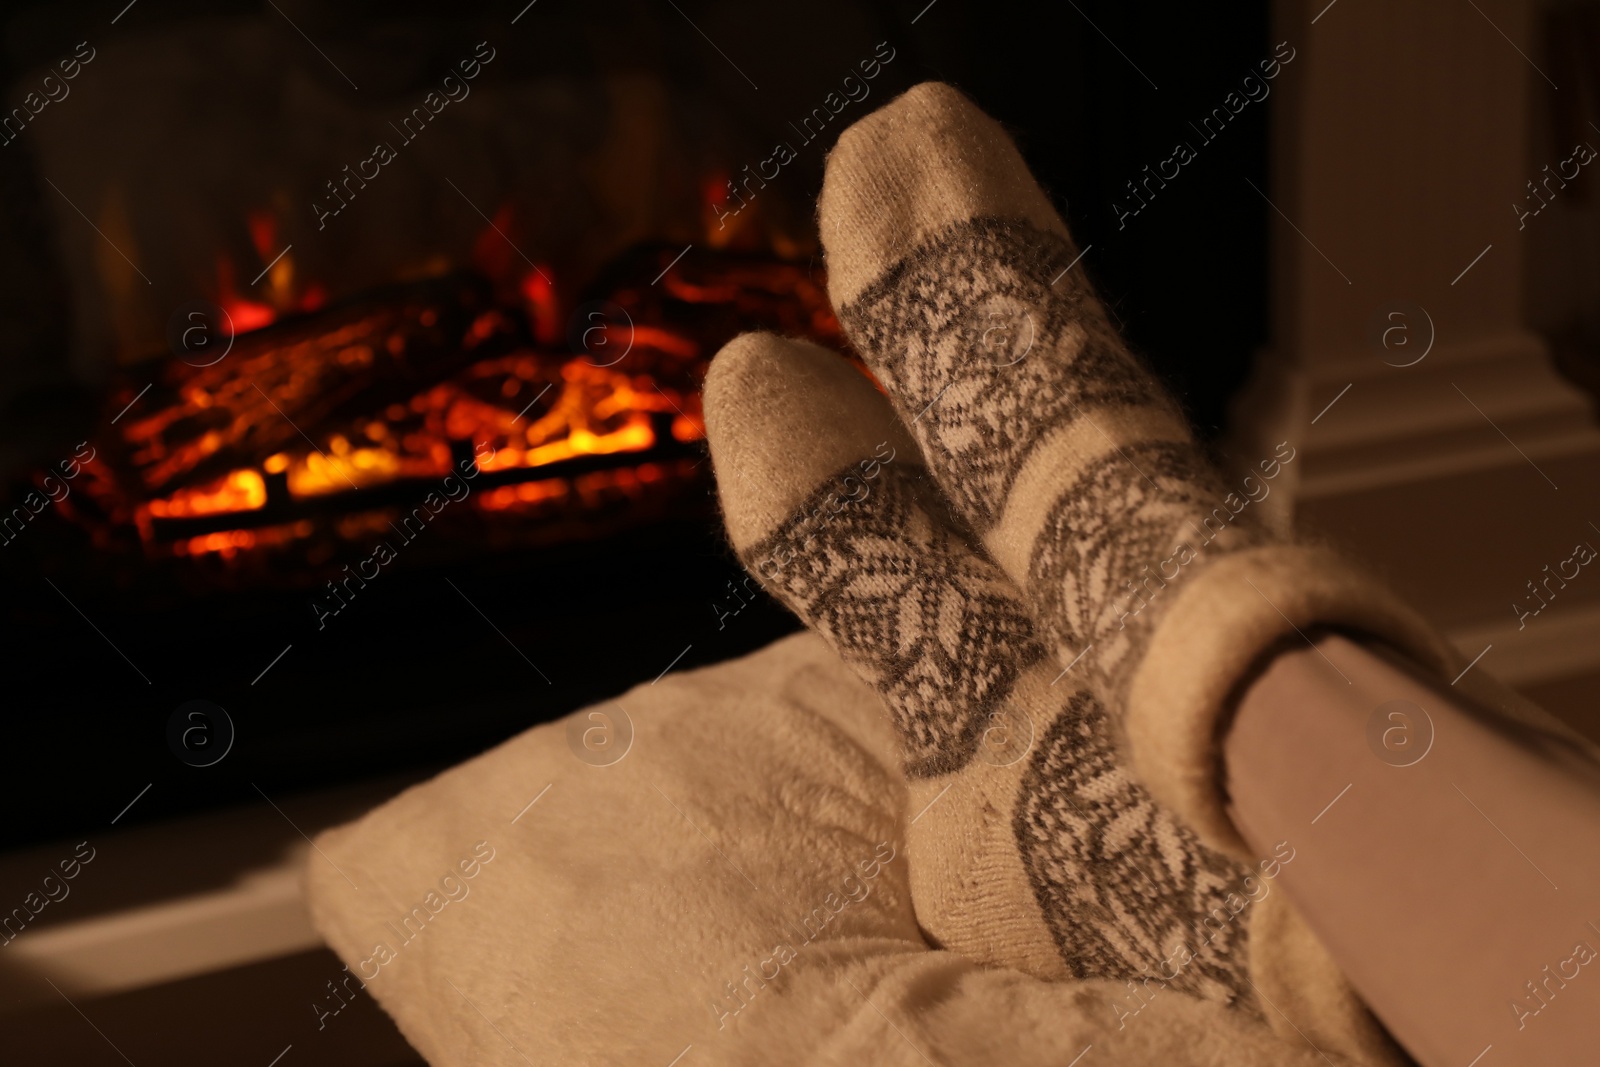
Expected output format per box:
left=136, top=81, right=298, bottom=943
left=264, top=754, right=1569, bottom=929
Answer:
left=0, top=0, right=1271, bottom=849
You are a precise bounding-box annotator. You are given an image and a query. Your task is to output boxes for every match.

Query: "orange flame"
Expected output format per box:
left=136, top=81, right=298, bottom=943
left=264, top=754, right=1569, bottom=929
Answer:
left=129, top=188, right=835, bottom=558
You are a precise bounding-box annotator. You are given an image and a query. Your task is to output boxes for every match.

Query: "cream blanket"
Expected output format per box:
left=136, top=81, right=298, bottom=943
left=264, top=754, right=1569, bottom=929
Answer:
left=306, top=633, right=1372, bottom=1065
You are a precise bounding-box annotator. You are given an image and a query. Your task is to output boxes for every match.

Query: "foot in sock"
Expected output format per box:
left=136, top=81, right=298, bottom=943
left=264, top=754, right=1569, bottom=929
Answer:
left=703, top=332, right=1264, bottom=1013
left=817, top=82, right=1456, bottom=851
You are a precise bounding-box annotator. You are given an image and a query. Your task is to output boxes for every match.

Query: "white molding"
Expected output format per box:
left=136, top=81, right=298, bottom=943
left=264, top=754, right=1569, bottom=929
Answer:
left=1230, top=331, right=1600, bottom=501
left=1229, top=329, right=1600, bottom=701
left=0, top=776, right=417, bottom=1014
left=0, top=849, right=318, bottom=1011
left=1446, top=600, right=1600, bottom=689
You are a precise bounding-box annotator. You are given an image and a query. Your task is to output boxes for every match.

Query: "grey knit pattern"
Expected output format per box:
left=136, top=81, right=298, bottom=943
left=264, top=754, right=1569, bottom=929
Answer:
left=1017, top=690, right=1257, bottom=1006
left=740, top=461, right=1256, bottom=1010
left=838, top=216, right=1266, bottom=714
left=837, top=217, right=1164, bottom=526
left=1027, top=440, right=1267, bottom=707
left=743, top=463, right=1047, bottom=778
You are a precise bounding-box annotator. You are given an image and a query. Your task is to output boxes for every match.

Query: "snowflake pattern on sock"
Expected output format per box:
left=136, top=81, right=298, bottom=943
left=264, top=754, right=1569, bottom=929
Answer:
left=1017, top=690, right=1258, bottom=1010
left=838, top=217, right=1167, bottom=526
left=743, top=462, right=1046, bottom=777
left=1027, top=440, right=1268, bottom=706
left=739, top=460, right=1256, bottom=1012
left=838, top=216, right=1268, bottom=714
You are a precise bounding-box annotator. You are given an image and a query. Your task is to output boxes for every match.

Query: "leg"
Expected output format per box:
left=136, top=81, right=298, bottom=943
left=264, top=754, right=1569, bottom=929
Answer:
left=1226, top=634, right=1600, bottom=1067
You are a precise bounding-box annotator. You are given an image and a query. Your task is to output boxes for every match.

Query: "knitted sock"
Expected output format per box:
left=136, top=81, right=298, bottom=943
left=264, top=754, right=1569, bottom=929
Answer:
left=817, top=83, right=1457, bottom=851
left=703, top=332, right=1264, bottom=1011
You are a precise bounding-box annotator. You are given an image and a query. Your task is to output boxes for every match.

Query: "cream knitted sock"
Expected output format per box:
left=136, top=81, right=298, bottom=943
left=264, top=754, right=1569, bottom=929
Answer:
left=817, top=82, right=1458, bottom=852
left=703, top=332, right=1265, bottom=1012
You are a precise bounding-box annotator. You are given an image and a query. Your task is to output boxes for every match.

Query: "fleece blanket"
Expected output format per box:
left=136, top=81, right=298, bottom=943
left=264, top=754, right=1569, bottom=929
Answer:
left=305, top=632, right=1370, bottom=1066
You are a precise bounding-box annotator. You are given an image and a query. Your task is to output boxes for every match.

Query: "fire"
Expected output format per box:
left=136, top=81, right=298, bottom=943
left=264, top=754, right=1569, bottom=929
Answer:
left=520, top=269, right=561, bottom=346
left=285, top=434, right=402, bottom=497
left=178, top=529, right=258, bottom=557
left=100, top=186, right=837, bottom=561
left=146, top=468, right=266, bottom=517
left=210, top=206, right=330, bottom=338
left=142, top=327, right=704, bottom=532
left=478, top=478, right=568, bottom=512
left=215, top=251, right=276, bottom=334
left=702, top=170, right=754, bottom=249
left=248, top=210, right=295, bottom=309
left=172, top=520, right=316, bottom=560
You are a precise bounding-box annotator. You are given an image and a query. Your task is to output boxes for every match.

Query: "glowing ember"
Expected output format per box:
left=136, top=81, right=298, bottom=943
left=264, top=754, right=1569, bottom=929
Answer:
left=78, top=228, right=838, bottom=563
left=147, top=469, right=266, bottom=517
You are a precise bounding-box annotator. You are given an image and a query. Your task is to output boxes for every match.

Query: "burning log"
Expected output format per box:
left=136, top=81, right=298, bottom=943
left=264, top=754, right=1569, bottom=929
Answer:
left=120, top=272, right=519, bottom=497
left=43, top=244, right=843, bottom=572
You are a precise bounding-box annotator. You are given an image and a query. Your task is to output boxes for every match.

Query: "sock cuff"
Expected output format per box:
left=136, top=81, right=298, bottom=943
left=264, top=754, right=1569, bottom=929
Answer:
left=1124, top=542, right=1460, bottom=857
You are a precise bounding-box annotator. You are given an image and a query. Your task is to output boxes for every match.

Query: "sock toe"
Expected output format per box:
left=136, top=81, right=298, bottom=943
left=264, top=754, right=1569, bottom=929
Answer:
left=819, top=81, right=1070, bottom=309
left=703, top=332, right=916, bottom=550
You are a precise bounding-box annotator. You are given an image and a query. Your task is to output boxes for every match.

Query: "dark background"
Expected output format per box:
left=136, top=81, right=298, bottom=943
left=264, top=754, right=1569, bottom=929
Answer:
left=0, top=0, right=1270, bottom=849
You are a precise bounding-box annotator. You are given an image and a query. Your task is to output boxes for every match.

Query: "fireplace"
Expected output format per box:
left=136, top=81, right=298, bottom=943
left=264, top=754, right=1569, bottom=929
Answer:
left=0, top=0, right=879, bottom=849
left=0, top=5, right=1299, bottom=1064
left=0, top=0, right=1278, bottom=851
left=68, top=246, right=838, bottom=574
